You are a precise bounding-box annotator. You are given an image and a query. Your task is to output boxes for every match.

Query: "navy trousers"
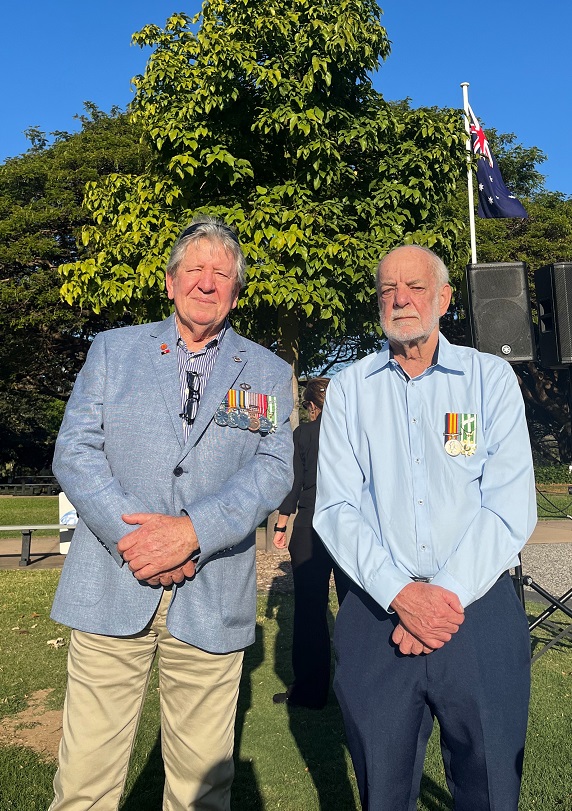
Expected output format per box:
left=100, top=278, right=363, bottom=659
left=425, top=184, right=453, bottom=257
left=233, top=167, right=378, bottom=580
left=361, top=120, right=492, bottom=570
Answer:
left=333, top=573, right=531, bottom=811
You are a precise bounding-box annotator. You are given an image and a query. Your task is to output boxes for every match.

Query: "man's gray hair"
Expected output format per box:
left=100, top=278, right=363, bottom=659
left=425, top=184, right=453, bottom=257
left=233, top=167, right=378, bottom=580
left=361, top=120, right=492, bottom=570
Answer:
left=376, top=244, right=450, bottom=296
left=166, top=216, right=247, bottom=289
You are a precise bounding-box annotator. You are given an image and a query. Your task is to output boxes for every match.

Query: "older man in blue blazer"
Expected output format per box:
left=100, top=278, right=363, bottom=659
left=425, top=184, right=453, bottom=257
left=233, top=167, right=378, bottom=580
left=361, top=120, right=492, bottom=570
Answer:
left=49, top=217, right=294, bottom=811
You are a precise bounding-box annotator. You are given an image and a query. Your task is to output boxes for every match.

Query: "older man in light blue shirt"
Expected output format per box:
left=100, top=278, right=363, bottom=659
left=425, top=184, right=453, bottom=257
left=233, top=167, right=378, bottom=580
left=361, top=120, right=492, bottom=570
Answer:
left=314, top=244, right=536, bottom=811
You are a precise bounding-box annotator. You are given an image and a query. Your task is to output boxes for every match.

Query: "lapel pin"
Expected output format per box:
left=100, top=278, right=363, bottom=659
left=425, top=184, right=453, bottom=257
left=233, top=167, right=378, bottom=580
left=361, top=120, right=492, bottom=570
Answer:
left=233, top=356, right=242, bottom=363
left=160, top=343, right=170, bottom=355
left=240, top=383, right=251, bottom=390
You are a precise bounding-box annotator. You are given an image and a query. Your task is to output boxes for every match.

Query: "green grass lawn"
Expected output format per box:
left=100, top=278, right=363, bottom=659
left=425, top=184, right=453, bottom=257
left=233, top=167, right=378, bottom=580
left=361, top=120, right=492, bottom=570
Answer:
left=536, top=486, right=572, bottom=519
left=0, top=497, right=59, bottom=537
left=1, top=490, right=571, bottom=539
left=0, top=570, right=571, bottom=810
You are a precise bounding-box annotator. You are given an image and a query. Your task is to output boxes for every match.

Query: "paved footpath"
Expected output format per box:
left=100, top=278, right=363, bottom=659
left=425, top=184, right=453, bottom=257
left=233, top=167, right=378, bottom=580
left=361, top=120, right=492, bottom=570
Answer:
left=1, top=521, right=571, bottom=600
left=520, top=521, right=572, bottom=599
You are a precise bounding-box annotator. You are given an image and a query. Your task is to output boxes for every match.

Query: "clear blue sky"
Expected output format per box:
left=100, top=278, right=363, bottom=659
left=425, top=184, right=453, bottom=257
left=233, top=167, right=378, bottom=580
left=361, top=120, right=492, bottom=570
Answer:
left=2, top=1, right=570, bottom=195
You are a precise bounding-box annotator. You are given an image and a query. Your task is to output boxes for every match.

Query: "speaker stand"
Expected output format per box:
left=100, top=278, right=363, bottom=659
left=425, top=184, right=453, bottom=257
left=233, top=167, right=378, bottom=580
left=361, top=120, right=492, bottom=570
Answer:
left=513, top=559, right=572, bottom=662
left=511, top=365, right=572, bottom=660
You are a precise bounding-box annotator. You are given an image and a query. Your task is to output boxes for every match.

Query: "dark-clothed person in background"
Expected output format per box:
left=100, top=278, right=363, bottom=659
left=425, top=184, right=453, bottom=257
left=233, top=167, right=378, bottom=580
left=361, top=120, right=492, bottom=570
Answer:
left=273, top=377, right=350, bottom=709
left=314, top=245, right=537, bottom=810
left=48, top=216, right=294, bottom=811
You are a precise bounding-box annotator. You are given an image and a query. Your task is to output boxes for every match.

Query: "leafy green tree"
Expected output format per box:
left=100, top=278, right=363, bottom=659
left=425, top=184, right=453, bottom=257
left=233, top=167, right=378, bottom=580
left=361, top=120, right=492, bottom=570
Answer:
left=0, top=105, right=147, bottom=473
left=59, top=2, right=467, bottom=377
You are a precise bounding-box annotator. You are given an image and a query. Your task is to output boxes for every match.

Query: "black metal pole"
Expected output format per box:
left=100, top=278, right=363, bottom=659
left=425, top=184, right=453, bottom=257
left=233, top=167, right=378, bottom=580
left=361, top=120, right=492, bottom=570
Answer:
left=527, top=584, right=572, bottom=631
left=19, top=529, right=32, bottom=566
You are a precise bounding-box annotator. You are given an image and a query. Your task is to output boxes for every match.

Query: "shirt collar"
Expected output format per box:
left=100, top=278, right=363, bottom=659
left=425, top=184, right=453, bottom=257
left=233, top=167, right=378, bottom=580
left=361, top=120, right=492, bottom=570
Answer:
left=368, top=333, right=464, bottom=376
left=432, top=333, right=465, bottom=373
left=175, top=318, right=229, bottom=354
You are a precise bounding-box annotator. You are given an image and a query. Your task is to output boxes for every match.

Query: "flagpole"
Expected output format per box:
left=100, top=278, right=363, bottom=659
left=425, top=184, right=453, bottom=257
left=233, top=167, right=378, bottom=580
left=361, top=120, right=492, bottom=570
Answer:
left=461, top=82, right=477, bottom=264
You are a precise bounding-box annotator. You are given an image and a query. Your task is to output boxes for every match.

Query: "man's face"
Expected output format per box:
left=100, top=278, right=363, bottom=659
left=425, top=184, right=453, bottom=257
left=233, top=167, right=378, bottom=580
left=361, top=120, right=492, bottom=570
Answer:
left=377, top=247, right=451, bottom=345
left=166, top=238, right=239, bottom=337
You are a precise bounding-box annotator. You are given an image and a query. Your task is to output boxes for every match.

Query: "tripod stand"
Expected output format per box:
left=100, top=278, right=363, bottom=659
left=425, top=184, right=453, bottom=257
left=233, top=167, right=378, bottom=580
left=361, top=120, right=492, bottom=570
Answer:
left=513, top=558, right=572, bottom=663
left=512, top=366, right=572, bottom=660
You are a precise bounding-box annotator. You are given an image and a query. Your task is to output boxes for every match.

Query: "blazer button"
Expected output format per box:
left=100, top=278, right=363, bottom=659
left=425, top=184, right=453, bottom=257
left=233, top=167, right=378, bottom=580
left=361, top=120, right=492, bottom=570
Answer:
left=173, top=466, right=184, bottom=477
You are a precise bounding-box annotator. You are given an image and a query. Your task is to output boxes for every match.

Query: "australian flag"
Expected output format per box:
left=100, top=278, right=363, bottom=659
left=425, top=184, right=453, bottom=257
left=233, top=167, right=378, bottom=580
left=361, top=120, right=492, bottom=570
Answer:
left=468, top=105, right=528, bottom=219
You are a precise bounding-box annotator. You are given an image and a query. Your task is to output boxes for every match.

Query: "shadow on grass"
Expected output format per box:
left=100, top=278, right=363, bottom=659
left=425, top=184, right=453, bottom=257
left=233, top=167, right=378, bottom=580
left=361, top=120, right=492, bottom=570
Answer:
left=526, top=600, right=572, bottom=661
left=418, top=773, right=453, bottom=811
left=121, top=735, right=163, bottom=810
left=232, top=622, right=265, bottom=810
left=267, top=566, right=357, bottom=810
left=120, top=625, right=265, bottom=811
left=100, top=576, right=457, bottom=811
left=265, top=567, right=455, bottom=811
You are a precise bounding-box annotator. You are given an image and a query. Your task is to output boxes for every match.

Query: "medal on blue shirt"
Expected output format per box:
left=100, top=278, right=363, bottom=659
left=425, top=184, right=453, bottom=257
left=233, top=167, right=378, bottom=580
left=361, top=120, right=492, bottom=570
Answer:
left=459, top=413, right=477, bottom=456
left=444, top=413, right=462, bottom=456
left=444, top=412, right=477, bottom=456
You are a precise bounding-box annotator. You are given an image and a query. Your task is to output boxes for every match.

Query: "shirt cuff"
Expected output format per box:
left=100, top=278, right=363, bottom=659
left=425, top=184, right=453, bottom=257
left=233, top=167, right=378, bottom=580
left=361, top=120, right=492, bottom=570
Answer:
left=430, top=570, right=473, bottom=607
left=365, top=564, right=413, bottom=613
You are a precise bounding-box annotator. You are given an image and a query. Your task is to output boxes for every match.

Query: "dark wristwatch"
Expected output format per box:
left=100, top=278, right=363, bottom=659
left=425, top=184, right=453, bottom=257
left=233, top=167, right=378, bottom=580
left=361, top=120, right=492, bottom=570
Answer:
left=274, top=523, right=288, bottom=532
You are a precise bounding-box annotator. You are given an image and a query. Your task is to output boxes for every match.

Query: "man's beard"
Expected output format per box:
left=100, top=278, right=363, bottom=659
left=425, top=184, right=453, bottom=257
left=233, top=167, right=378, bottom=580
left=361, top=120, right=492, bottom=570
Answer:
left=381, top=302, right=440, bottom=344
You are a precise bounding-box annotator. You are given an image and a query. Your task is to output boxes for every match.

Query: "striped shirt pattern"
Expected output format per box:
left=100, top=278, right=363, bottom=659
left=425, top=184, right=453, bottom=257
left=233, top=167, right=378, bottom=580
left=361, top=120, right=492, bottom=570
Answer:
left=176, top=319, right=228, bottom=442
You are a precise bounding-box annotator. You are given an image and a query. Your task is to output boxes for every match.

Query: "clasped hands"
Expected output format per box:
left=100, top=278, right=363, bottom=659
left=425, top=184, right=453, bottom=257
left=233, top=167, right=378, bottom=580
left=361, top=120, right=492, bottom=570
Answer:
left=390, top=582, right=465, bottom=657
left=117, top=513, right=199, bottom=587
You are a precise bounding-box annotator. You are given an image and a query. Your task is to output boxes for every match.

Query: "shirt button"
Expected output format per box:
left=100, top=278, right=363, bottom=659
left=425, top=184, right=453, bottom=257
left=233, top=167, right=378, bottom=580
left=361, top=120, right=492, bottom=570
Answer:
left=173, top=466, right=184, bottom=477
left=415, top=458, right=421, bottom=464
left=418, top=499, right=424, bottom=505
left=412, top=418, right=418, bottom=424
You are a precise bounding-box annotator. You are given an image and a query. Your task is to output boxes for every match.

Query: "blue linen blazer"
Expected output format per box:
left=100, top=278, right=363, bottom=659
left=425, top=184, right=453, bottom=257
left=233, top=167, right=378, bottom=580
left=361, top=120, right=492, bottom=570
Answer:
left=51, top=315, right=294, bottom=653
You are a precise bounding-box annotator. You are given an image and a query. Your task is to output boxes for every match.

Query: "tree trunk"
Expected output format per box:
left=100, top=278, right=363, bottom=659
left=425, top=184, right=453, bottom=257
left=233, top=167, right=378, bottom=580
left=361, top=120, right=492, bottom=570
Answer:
left=276, top=307, right=300, bottom=429
left=266, top=309, right=300, bottom=551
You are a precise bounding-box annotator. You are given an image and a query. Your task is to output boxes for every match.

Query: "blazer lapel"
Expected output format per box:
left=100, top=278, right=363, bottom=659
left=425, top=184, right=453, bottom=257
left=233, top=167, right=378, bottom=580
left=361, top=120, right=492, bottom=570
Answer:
left=185, top=328, right=248, bottom=448
left=147, top=315, right=185, bottom=450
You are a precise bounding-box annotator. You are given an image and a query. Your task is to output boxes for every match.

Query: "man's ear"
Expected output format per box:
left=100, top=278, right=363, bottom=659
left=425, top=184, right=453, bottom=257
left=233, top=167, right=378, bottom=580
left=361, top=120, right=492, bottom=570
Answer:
left=166, top=273, right=175, bottom=301
left=439, top=284, right=452, bottom=316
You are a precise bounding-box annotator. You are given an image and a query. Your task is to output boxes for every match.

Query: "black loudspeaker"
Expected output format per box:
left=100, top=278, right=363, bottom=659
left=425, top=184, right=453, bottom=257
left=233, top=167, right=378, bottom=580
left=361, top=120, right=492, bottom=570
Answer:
left=535, top=263, right=572, bottom=368
left=465, top=262, right=536, bottom=362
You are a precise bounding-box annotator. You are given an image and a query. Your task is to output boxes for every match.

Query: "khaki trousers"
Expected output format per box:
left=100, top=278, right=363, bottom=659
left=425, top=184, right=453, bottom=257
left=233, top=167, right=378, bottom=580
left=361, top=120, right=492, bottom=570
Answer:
left=50, top=590, right=244, bottom=811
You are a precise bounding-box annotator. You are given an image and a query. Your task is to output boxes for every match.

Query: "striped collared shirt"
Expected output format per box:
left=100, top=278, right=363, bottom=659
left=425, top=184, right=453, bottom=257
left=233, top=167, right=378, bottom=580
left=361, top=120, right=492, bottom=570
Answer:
left=176, top=319, right=228, bottom=441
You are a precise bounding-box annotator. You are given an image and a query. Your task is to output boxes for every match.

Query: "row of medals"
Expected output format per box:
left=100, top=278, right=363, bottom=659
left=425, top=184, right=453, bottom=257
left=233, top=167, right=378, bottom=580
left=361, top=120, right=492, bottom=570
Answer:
left=444, top=437, right=476, bottom=457
left=214, top=405, right=273, bottom=433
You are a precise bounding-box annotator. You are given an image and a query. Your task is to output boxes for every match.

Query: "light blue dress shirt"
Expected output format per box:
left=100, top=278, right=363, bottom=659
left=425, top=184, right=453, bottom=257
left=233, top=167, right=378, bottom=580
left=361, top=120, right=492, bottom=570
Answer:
left=313, top=334, right=537, bottom=611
